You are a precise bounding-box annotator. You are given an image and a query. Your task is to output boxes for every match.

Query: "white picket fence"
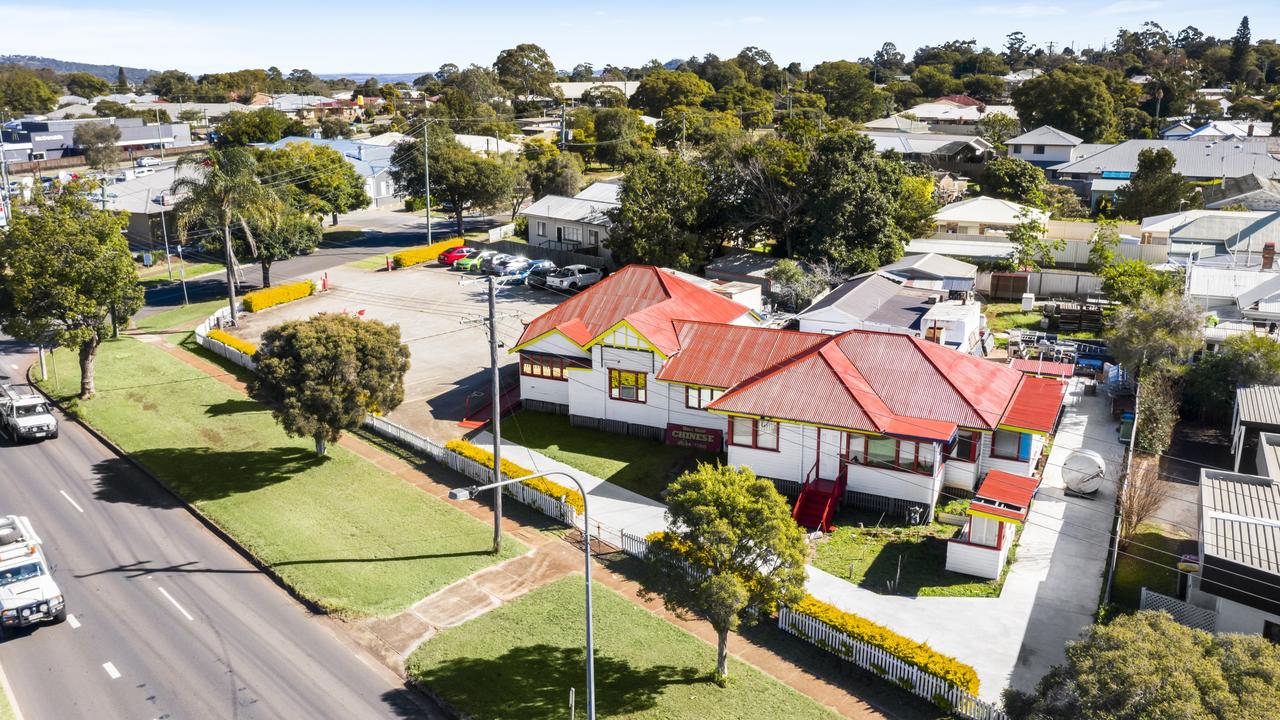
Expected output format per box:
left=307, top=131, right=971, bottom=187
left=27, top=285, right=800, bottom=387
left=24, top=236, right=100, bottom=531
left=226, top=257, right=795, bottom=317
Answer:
left=194, top=305, right=257, bottom=370
left=778, top=607, right=1008, bottom=720
left=362, top=414, right=578, bottom=526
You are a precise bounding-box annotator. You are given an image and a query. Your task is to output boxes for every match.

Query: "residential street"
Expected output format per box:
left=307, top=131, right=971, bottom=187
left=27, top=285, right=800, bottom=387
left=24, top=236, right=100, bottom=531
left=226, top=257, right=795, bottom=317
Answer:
left=0, top=339, right=433, bottom=720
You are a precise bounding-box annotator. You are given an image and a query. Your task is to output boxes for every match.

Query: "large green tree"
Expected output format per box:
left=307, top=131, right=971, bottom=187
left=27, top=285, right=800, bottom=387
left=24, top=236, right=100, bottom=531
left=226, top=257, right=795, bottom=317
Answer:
left=249, top=314, right=410, bottom=455
left=214, top=108, right=307, bottom=146
left=1006, top=209, right=1063, bottom=272
left=141, top=69, right=198, bottom=100
left=73, top=122, right=122, bottom=172
left=1012, top=66, right=1119, bottom=142
left=390, top=131, right=517, bottom=234
left=171, top=147, right=281, bottom=318
left=522, top=138, right=584, bottom=199
left=628, top=70, right=714, bottom=117
left=606, top=153, right=710, bottom=268
left=1100, top=259, right=1181, bottom=305
left=806, top=61, right=886, bottom=121
left=1006, top=611, right=1280, bottom=720
left=255, top=142, right=370, bottom=225
left=0, top=66, right=58, bottom=114
left=1185, top=334, right=1280, bottom=422
left=493, top=43, right=557, bottom=104
left=590, top=107, right=655, bottom=167
left=241, top=208, right=322, bottom=289
left=62, top=71, right=111, bottom=100
left=639, top=464, right=807, bottom=682
left=1113, top=147, right=1200, bottom=220
left=0, top=186, right=143, bottom=398
left=1106, top=292, right=1204, bottom=374
left=1228, top=17, right=1253, bottom=82
left=983, top=157, right=1046, bottom=203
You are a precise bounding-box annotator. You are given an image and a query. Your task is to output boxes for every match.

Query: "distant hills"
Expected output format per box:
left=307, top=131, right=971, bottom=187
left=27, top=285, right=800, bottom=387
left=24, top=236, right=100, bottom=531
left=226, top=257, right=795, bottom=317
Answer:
left=315, top=72, right=427, bottom=83
left=0, top=55, right=158, bottom=85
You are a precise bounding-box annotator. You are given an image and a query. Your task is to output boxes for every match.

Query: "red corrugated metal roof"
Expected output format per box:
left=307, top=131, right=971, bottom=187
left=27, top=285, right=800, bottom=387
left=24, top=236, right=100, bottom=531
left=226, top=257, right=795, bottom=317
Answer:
left=1010, top=359, right=1075, bottom=379
left=515, top=265, right=749, bottom=355
left=710, top=350, right=881, bottom=432
left=1000, top=375, right=1066, bottom=434
left=971, top=470, right=1040, bottom=521
left=657, top=322, right=827, bottom=389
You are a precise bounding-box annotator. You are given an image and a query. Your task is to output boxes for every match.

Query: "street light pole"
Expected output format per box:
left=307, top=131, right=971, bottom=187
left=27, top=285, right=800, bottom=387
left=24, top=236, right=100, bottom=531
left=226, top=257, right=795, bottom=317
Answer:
left=449, top=471, right=595, bottom=720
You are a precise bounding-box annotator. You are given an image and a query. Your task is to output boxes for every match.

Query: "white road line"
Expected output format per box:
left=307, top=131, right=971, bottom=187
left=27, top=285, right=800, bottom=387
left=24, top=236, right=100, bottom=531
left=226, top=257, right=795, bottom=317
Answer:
left=102, top=662, right=121, bottom=679
left=67, top=613, right=81, bottom=629
left=157, top=586, right=194, bottom=622
left=58, top=490, right=84, bottom=513
left=7, top=364, right=16, bottom=370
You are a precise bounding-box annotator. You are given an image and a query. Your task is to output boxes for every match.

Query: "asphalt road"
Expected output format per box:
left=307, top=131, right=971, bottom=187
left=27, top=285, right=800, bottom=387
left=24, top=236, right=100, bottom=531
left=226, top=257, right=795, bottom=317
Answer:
left=0, top=339, right=434, bottom=720
left=142, top=216, right=498, bottom=313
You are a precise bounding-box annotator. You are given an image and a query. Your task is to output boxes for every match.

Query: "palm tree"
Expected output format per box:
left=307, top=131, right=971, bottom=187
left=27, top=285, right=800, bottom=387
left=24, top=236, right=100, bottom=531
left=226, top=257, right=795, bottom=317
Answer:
left=170, top=147, right=279, bottom=320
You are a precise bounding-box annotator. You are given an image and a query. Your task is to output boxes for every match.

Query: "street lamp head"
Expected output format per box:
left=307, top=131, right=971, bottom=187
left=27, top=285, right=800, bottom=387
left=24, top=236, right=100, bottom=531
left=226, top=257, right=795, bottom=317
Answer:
left=448, top=487, right=476, bottom=501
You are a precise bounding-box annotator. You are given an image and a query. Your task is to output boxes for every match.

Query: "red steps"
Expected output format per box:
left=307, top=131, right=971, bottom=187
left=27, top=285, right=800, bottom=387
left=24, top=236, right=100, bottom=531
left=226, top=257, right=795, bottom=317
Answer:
left=793, top=477, right=845, bottom=532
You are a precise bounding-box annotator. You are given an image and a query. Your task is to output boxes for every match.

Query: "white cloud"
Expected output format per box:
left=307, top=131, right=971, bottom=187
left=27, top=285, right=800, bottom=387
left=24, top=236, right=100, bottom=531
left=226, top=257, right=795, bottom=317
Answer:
left=1094, top=0, right=1161, bottom=15
left=977, top=4, right=1067, bottom=17
left=740, top=16, right=766, bottom=24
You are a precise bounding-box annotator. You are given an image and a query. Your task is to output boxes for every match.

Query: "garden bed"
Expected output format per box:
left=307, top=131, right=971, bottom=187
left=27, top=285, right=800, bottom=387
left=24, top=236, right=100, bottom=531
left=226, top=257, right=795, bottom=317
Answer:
left=810, top=509, right=1015, bottom=598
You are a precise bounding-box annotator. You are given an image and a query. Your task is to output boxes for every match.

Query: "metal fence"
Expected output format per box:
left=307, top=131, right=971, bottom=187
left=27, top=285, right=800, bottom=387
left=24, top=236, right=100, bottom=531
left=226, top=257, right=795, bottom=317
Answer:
left=778, top=607, right=1008, bottom=720
left=1139, top=587, right=1217, bottom=632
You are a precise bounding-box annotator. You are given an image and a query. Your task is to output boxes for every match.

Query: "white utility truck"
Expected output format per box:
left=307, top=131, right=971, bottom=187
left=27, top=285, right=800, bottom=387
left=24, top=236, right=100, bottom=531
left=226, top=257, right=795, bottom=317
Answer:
left=0, top=384, right=58, bottom=441
left=0, top=515, right=65, bottom=629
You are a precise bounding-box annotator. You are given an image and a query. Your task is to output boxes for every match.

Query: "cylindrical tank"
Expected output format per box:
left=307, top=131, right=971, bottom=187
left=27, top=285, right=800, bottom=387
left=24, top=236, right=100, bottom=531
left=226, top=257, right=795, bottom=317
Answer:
left=1062, top=448, right=1107, bottom=495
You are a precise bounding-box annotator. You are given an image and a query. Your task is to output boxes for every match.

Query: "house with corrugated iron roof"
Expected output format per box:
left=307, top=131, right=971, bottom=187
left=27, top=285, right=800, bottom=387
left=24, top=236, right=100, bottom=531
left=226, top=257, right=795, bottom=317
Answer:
left=515, top=265, right=1066, bottom=526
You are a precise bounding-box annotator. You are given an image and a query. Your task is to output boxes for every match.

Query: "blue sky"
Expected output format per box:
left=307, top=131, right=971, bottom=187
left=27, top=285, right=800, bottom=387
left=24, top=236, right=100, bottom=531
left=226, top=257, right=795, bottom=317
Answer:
left=8, top=1, right=1272, bottom=76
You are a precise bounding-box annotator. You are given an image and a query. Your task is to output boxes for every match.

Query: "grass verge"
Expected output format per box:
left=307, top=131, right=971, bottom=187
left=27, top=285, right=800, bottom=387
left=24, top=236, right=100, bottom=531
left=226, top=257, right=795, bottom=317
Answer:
left=131, top=299, right=227, bottom=333
left=38, top=337, right=524, bottom=616
left=0, top=676, right=14, bottom=720
left=1110, top=525, right=1196, bottom=611
left=501, top=410, right=719, bottom=501
left=811, top=510, right=1014, bottom=598
left=408, top=576, right=840, bottom=720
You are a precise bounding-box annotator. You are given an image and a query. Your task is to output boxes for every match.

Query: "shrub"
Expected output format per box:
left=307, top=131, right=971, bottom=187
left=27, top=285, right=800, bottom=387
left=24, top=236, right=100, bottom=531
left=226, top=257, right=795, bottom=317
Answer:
left=391, top=240, right=463, bottom=269
left=443, top=439, right=585, bottom=513
left=243, top=280, right=315, bottom=312
left=791, top=595, right=980, bottom=694
left=207, top=328, right=257, bottom=356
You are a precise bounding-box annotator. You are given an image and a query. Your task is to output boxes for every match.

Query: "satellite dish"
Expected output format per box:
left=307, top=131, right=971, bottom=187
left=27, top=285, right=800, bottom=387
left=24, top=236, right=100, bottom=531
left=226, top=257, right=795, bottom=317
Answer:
left=1062, top=449, right=1107, bottom=495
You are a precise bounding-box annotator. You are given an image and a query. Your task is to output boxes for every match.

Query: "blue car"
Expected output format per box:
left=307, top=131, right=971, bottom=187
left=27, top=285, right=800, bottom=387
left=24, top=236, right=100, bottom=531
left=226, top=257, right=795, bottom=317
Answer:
left=506, top=259, right=555, bottom=285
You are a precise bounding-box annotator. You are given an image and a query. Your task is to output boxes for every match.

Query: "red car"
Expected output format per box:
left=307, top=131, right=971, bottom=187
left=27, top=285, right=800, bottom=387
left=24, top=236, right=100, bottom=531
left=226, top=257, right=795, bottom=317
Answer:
left=438, top=246, right=475, bottom=266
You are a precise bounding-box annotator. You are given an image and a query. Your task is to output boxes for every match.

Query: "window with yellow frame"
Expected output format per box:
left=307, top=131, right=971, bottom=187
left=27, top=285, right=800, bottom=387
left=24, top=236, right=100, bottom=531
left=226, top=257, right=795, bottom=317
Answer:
left=609, top=368, right=647, bottom=403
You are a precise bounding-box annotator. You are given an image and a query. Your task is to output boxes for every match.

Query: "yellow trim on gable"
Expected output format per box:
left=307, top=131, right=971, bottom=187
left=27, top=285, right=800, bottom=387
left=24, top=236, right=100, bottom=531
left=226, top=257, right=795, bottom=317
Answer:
left=511, top=328, right=587, bottom=354
left=584, top=319, right=668, bottom=359
left=706, top=408, right=875, bottom=435
left=996, top=424, right=1049, bottom=437
left=968, top=509, right=1023, bottom=526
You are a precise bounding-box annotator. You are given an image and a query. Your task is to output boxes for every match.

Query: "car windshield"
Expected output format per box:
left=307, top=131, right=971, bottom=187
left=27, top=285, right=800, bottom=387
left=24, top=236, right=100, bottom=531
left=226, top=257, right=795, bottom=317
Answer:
left=15, top=403, right=49, bottom=417
left=0, top=562, right=42, bottom=587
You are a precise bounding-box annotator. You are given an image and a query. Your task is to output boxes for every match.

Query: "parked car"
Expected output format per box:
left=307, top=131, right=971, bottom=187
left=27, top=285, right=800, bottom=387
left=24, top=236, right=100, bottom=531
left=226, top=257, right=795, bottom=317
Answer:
left=480, top=253, right=515, bottom=274
left=438, top=246, right=474, bottom=266
left=499, top=257, right=533, bottom=277
left=455, top=250, right=496, bottom=273
left=526, top=261, right=558, bottom=289
left=492, top=255, right=529, bottom=275
left=133, top=168, right=157, bottom=178
left=509, top=259, right=555, bottom=285
left=546, top=264, right=604, bottom=292
left=135, top=157, right=162, bottom=167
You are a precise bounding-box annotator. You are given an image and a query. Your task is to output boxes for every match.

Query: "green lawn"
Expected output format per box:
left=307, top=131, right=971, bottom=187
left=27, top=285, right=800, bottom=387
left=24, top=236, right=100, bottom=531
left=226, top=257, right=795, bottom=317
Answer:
left=811, top=510, right=1014, bottom=598
left=502, top=410, right=719, bottom=500
left=138, top=261, right=222, bottom=284
left=38, top=338, right=524, bottom=616
left=984, top=302, right=1097, bottom=340
left=0, top=677, right=15, bottom=720
left=1110, top=525, right=1196, bottom=611
left=408, top=576, right=840, bottom=720
left=131, top=299, right=228, bottom=333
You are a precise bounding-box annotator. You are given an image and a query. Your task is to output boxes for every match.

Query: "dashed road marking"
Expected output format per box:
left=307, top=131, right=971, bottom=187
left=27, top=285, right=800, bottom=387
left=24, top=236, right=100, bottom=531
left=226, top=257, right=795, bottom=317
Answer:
left=59, top=490, right=85, bottom=513
left=157, top=587, right=194, bottom=622
left=102, top=662, right=121, bottom=679
left=67, top=614, right=81, bottom=629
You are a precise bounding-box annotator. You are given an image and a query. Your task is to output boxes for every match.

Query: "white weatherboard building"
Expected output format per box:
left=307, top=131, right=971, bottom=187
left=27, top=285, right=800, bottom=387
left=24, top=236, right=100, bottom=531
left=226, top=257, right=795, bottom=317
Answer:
left=515, top=265, right=1065, bottom=526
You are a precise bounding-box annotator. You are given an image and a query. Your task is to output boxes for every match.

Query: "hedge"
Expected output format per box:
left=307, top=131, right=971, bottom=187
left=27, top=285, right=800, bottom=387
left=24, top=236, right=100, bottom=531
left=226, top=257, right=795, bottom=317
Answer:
left=242, top=280, right=315, bottom=312
left=444, top=439, right=585, bottom=514
left=391, top=240, right=464, bottom=269
left=790, top=596, right=980, bottom=695
left=207, top=328, right=258, bottom=357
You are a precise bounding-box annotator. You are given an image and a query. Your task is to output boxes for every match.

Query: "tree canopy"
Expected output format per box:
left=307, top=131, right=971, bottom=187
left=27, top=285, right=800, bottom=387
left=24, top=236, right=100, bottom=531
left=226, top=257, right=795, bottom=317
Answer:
left=0, top=66, right=58, bottom=114
left=214, top=108, right=308, bottom=146
left=73, top=122, right=122, bottom=172
left=1113, top=147, right=1201, bottom=220
left=628, top=70, right=714, bottom=117
left=256, top=141, right=370, bottom=224
left=249, top=314, right=410, bottom=455
left=606, top=153, right=711, bottom=269
left=390, top=131, right=517, bottom=235
left=1106, top=292, right=1204, bottom=374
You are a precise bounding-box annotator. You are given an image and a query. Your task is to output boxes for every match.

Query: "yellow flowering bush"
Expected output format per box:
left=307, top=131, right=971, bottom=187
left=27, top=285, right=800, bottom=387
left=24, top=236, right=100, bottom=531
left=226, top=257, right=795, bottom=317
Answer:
left=207, top=329, right=257, bottom=356
left=242, top=280, right=315, bottom=312
left=392, top=240, right=464, bottom=269
left=444, top=439, right=585, bottom=513
left=791, top=596, right=980, bottom=695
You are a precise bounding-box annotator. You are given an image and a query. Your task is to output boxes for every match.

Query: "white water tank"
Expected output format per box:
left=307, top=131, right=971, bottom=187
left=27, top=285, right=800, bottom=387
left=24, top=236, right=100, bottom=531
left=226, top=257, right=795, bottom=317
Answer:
left=1062, top=449, right=1107, bottom=495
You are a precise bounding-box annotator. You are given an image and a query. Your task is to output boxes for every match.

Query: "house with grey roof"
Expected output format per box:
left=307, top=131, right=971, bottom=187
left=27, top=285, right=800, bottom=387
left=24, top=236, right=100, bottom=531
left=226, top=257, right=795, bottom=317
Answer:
left=797, top=272, right=986, bottom=353
left=1203, top=174, right=1280, bottom=211
left=518, top=182, right=620, bottom=256
left=878, top=253, right=978, bottom=289
left=860, top=131, right=994, bottom=166
left=1143, top=209, right=1280, bottom=259
left=257, top=136, right=397, bottom=207
left=1005, top=126, right=1083, bottom=167
left=1185, top=466, right=1280, bottom=639
left=1050, top=137, right=1280, bottom=184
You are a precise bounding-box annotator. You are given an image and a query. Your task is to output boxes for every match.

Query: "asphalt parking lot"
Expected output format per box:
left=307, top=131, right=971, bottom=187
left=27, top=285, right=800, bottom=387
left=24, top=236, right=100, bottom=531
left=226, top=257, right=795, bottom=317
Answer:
left=227, top=259, right=560, bottom=440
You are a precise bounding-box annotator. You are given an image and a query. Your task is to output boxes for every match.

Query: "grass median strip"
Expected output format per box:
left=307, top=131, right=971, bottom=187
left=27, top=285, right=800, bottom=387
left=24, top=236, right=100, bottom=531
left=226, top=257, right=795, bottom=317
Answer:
left=408, top=576, right=840, bottom=720
left=39, top=337, right=524, bottom=616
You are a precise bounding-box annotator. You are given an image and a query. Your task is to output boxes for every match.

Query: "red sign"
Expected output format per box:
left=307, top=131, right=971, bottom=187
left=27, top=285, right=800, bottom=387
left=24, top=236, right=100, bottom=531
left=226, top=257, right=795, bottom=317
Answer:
left=665, top=424, right=723, bottom=451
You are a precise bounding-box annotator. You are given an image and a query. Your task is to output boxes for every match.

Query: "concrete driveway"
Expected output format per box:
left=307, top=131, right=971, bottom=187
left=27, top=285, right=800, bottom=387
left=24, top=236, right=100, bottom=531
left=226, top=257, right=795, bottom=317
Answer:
left=226, top=261, right=558, bottom=441
left=807, top=377, right=1125, bottom=701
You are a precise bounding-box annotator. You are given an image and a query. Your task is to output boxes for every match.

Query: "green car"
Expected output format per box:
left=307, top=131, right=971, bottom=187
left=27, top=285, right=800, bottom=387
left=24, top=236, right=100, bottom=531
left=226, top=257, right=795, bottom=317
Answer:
left=454, top=250, right=494, bottom=272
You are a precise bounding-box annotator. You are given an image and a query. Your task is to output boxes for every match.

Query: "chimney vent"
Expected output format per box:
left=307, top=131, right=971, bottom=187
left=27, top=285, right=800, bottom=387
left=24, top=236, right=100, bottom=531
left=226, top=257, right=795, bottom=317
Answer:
left=1264, top=242, right=1275, bottom=271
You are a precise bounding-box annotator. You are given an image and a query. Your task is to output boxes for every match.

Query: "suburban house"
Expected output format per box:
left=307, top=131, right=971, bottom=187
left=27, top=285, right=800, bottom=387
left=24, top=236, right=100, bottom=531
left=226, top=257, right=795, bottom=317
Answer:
left=931, top=196, right=1048, bottom=237
left=1005, top=126, right=1084, bottom=168
left=859, top=131, right=994, bottom=168
left=0, top=117, right=194, bottom=162
left=1203, top=174, right=1280, bottom=211
left=1185, top=462, right=1280, bottom=641
left=515, top=265, right=1065, bottom=524
left=1143, top=209, right=1280, bottom=261
left=796, top=272, right=987, bottom=354
left=454, top=134, right=522, bottom=155
left=1185, top=252, right=1280, bottom=349
left=704, top=249, right=788, bottom=296
left=257, top=136, right=398, bottom=207
left=1161, top=119, right=1274, bottom=140
left=892, top=100, right=1018, bottom=128
left=519, top=181, right=620, bottom=255
left=1050, top=137, right=1280, bottom=185
left=550, top=81, right=641, bottom=105
left=878, top=253, right=978, bottom=288
left=1231, top=386, right=1280, bottom=473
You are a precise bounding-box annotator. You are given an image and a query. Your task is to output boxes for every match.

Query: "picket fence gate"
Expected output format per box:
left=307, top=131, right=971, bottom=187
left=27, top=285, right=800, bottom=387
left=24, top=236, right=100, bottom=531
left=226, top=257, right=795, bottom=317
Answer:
left=778, top=607, right=1008, bottom=720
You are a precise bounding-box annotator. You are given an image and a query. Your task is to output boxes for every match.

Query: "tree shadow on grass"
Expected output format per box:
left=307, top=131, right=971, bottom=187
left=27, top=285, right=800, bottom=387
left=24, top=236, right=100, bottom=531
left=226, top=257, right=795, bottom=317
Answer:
left=414, top=643, right=702, bottom=720
left=91, top=446, right=328, bottom=507
left=204, top=399, right=265, bottom=416
left=858, top=535, right=993, bottom=596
